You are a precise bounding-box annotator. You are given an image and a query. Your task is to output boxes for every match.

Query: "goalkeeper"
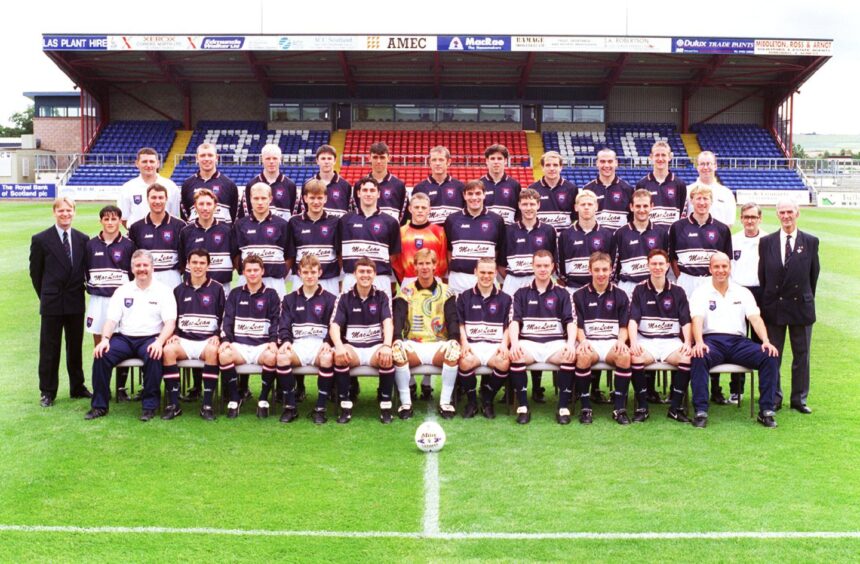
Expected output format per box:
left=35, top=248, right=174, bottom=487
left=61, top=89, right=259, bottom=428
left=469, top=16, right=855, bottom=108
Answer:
left=392, top=248, right=461, bottom=419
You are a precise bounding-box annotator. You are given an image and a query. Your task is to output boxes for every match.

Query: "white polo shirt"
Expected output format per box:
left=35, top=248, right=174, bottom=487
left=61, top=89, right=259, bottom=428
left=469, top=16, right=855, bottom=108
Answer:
left=731, top=229, right=767, bottom=287
left=690, top=279, right=759, bottom=337
left=106, top=279, right=177, bottom=337
left=118, top=174, right=181, bottom=225
left=686, top=180, right=736, bottom=228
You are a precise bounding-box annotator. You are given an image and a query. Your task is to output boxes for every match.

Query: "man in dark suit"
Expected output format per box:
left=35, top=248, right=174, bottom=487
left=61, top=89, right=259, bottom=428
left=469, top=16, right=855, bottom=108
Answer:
left=29, top=196, right=92, bottom=406
left=758, top=200, right=820, bottom=414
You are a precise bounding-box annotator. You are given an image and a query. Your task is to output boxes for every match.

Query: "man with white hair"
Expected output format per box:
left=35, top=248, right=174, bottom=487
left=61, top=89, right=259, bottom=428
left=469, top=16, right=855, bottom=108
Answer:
left=758, top=200, right=820, bottom=414
left=244, top=143, right=298, bottom=220
left=685, top=151, right=736, bottom=227
left=86, top=249, right=177, bottom=421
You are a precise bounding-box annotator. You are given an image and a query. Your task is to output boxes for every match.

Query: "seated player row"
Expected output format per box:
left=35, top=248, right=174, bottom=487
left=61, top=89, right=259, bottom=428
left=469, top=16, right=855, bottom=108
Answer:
left=84, top=243, right=781, bottom=429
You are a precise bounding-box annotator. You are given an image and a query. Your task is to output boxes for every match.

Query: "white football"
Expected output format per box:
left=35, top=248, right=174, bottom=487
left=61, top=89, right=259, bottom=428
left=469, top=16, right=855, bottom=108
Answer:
left=415, top=421, right=446, bottom=453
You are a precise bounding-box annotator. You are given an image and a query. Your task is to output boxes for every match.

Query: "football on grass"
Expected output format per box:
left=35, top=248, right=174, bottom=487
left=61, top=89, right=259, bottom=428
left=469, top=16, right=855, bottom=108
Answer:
left=415, top=421, right=446, bottom=453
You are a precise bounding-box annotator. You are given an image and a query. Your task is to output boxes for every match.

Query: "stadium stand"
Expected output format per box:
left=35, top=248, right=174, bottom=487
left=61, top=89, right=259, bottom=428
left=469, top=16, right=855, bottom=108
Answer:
left=169, top=163, right=319, bottom=187
left=543, top=124, right=689, bottom=165
left=65, top=164, right=140, bottom=186
left=183, top=121, right=329, bottom=165
left=692, top=123, right=785, bottom=159
left=342, top=130, right=530, bottom=165
left=87, top=120, right=180, bottom=157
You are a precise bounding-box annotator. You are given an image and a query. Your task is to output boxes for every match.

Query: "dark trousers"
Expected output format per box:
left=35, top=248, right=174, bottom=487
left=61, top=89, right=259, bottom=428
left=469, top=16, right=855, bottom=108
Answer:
left=91, top=334, right=163, bottom=410
left=691, top=334, right=778, bottom=414
left=766, top=323, right=813, bottom=406
left=38, top=313, right=85, bottom=399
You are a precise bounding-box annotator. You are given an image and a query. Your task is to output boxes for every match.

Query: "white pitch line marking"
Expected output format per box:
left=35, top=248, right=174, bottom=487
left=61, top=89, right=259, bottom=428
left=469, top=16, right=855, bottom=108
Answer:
left=1, top=525, right=860, bottom=541
left=421, top=407, right=441, bottom=537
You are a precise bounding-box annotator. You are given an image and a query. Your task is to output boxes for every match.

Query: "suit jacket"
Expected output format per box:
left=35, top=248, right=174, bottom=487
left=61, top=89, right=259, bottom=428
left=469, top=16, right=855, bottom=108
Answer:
left=758, top=229, right=820, bottom=326
left=29, top=226, right=88, bottom=316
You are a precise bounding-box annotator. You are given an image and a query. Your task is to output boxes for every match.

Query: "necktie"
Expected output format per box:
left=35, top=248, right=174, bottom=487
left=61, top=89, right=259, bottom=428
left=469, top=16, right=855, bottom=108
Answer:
left=784, top=234, right=792, bottom=265
left=62, top=230, right=72, bottom=262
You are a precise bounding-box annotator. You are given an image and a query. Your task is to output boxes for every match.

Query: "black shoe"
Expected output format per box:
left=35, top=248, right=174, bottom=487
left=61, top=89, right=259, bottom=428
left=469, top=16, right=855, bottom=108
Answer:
left=115, top=388, right=131, bottom=403
left=438, top=404, right=456, bottom=420
left=256, top=402, right=270, bottom=419
left=280, top=407, right=298, bottom=423
left=532, top=386, right=546, bottom=404
left=70, top=387, right=93, bottom=399
left=200, top=405, right=216, bottom=421
left=227, top=401, right=240, bottom=419
left=711, top=391, right=730, bottom=406
left=131, top=390, right=143, bottom=402
left=591, top=390, right=611, bottom=404
left=421, top=385, right=433, bottom=401
left=791, top=403, right=812, bottom=414
left=612, top=409, right=631, bottom=425
left=515, top=408, right=531, bottom=425
left=180, top=387, right=200, bottom=402
left=84, top=407, right=108, bottom=420
left=633, top=408, right=650, bottom=423
left=481, top=403, right=496, bottom=419
left=667, top=408, right=691, bottom=423
left=311, top=408, right=327, bottom=425
left=462, top=402, right=478, bottom=419
left=161, top=404, right=182, bottom=420
left=757, top=410, right=778, bottom=428
left=40, top=395, right=54, bottom=408
left=140, top=409, right=156, bottom=422
left=337, top=408, right=352, bottom=424
left=295, top=388, right=307, bottom=403
left=645, top=390, right=667, bottom=404
left=398, top=405, right=414, bottom=420
left=692, top=412, right=708, bottom=428
left=579, top=408, right=593, bottom=425
left=379, top=408, right=393, bottom=424
left=556, top=408, right=572, bottom=425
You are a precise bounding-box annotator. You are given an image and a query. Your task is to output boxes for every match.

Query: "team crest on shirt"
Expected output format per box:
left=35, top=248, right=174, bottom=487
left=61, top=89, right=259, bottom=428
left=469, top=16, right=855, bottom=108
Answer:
left=662, top=296, right=673, bottom=310
left=706, top=230, right=717, bottom=242
left=383, top=189, right=392, bottom=198
left=112, top=249, right=123, bottom=262
left=162, top=231, right=173, bottom=242
left=86, top=317, right=93, bottom=328
left=545, top=296, right=556, bottom=309
left=372, top=222, right=382, bottom=234
left=592, top=239, right=603, bottom=250
left=201, top=294, right=212, bottom=307
left=480, top=221, right=490, bottom=232
left=133, top=195, right=142, bottom=205
left=213, top=233, right=223, bottom=245
left=369, top=303, right=378, bottom=315
left=612, top=191, right=622, bottom=202
left=446, top=188, right=455, bottom=198
left=488, top=301, right=498, bottom=314
left=265, top=226, right=276, bottom=238
left=666, top=187, right=676, bottom=198
left=275, top=188, right=285, bottom=199
left=646, top=236, right=657, bottom=249
left=320, top=225, right=330, bottom=236
left=415, top=237, right=424, bottom=249
left=709, top=300, right=717, bottom=311
left=124, top=298, right=134, bottom=308
left=734, top=250, right=742, bottom=260
left=314, top=303, right=324, bottom=316
left=557, top=193, right=566, bottom=203
left=535, top=236, right=544, bottom=246
left=212, top=185, right=221, bottom=195
left=605, top=298, right=615, bottom=311
left=331, top=189, right=340, bottom=200
left=256, top=299, right=267, bottom=311
left=502, top=187, right=511, bottom=197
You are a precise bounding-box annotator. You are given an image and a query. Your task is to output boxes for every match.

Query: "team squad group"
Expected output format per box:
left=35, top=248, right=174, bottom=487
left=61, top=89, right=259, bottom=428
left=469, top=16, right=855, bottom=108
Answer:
left=30, top=139, right=820, bottom=428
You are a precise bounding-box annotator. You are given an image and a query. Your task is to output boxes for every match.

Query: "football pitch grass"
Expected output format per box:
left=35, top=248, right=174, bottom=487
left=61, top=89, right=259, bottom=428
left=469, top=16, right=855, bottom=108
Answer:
left=1, top=202, right=859, bottom=562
